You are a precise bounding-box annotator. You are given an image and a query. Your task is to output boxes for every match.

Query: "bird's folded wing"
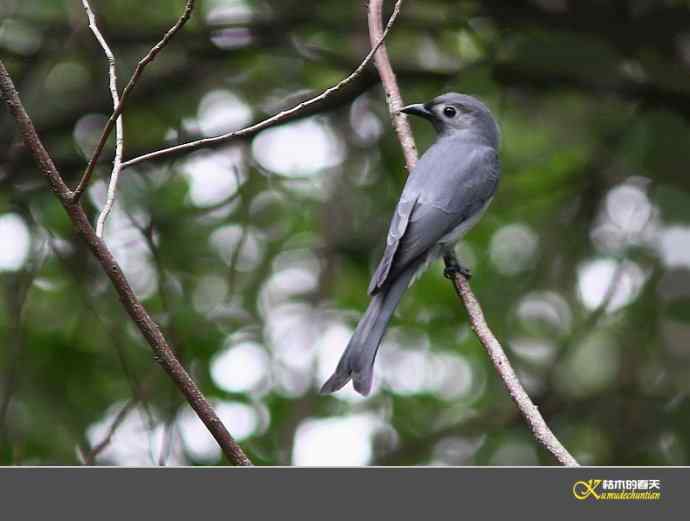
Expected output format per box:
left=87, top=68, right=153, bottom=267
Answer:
left=368, top=144, right=499, bottom=295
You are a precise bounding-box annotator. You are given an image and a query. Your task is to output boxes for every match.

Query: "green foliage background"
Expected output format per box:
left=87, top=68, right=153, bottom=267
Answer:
left=2, top=0, right=690, bottom=465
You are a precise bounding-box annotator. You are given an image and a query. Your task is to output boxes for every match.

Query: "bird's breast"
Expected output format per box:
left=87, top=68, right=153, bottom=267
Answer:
left=438, top=196, right=494, bottom=246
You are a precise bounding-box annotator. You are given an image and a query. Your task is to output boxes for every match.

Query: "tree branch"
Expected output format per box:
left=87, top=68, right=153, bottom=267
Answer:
left=0, top=60, right=251, bottom=466
left=82, top=398, right=138, bottom=465
left=79, top=0, right=124, bottom=238
left=119, top=0, right=404, bottom=171
left=366, top=0, right=579, bottom=467
left=450, top=277, right=579, bottom=466
left=367, top=0, right=418, bottom=170
left=71, top=0, right=195, bottom=201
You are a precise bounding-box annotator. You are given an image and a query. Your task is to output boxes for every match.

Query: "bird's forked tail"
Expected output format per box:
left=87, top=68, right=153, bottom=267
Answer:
left=320, top=260, right=419, bottom=395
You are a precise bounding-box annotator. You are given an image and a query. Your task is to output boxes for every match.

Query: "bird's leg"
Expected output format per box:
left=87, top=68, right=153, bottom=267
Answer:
left=443, top=249, right=472, bottom=280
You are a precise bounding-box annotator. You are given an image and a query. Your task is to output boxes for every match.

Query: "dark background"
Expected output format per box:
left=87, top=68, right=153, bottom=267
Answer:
left=2, top=0, right=690, bottom=465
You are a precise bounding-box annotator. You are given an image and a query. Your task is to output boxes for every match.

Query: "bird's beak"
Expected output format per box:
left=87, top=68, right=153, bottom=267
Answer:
left=400, top=103, right=433, bottom=120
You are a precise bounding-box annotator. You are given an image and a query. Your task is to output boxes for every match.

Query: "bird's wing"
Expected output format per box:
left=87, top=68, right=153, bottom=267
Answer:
left=368, top=142, right=499, bottom=295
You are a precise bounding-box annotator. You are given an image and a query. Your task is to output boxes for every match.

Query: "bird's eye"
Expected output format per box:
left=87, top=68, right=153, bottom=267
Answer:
left=443, top=106, right=457, bottom=118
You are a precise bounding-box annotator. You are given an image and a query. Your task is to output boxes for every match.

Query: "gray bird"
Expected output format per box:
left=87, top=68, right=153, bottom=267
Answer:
left=320, top=93, right=501, bottom=396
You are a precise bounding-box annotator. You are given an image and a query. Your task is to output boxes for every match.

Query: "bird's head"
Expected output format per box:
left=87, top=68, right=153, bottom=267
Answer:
left=400, top=92, right=499, bottom=147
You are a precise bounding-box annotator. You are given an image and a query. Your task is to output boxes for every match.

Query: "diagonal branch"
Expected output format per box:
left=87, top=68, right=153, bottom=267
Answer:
left=82, top=398, right=138, bottom=465
left=450, top=277, right=579, bottom=466
left=71, top=0, right=195, bottom=201
left=0, top=60, right=251, bottom=466
left=119, top=0, right=404, bottom=171
left=367, top=0, right=578, bottom=467
left=80, top=0, right=124, bottom=238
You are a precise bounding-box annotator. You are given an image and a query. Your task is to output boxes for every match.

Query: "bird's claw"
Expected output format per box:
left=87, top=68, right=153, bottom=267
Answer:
left=443, top=262, right=472, bottom=280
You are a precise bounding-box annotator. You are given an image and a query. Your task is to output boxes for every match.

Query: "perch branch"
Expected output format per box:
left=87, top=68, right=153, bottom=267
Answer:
left=119, top=0, right=404, bottom=170
left=0, top=60, right=251, bottom=466
left=367, top=0, right=578, bottom=467
left=450, top=277, right=579, bottom=466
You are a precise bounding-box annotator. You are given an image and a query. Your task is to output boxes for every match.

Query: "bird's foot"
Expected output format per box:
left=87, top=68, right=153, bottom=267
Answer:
left=443, top=255, right=472, bottom=280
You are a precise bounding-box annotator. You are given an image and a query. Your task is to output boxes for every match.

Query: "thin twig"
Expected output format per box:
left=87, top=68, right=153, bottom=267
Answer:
left=366, top=0, right=578, bottom=466
left=82, top=398, right=137, bottom=465
left=71, top=0, right=195, bottom=201
left=0, top=60, right=251, bottom=466
left=158, top=416, right=177, bottom=466
left=119, top=0, right=404, bottom=171
left=79, top=0, right=124, bottom=237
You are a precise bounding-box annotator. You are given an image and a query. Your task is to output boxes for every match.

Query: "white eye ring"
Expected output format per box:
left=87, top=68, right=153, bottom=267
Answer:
left=443, top=106, right=457, bottom=118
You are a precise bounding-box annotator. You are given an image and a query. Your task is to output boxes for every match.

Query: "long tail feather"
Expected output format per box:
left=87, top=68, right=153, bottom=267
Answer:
left=320, top=260, right=419, bottom=395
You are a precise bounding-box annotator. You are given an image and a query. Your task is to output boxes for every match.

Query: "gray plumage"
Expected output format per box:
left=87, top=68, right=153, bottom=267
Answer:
left=321, top=93, right=501, bottom=396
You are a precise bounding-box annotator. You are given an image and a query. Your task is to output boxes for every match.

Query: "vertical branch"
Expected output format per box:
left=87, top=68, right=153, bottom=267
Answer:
left=80, top=0, right=124, bottom=237
left=366, top=0, right=578, bottom=466
left=367, top=0, right=418, bottom=169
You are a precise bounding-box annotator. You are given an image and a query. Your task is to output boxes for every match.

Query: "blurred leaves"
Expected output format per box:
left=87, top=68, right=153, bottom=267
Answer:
left=2, top=0, right=690, bottom=466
